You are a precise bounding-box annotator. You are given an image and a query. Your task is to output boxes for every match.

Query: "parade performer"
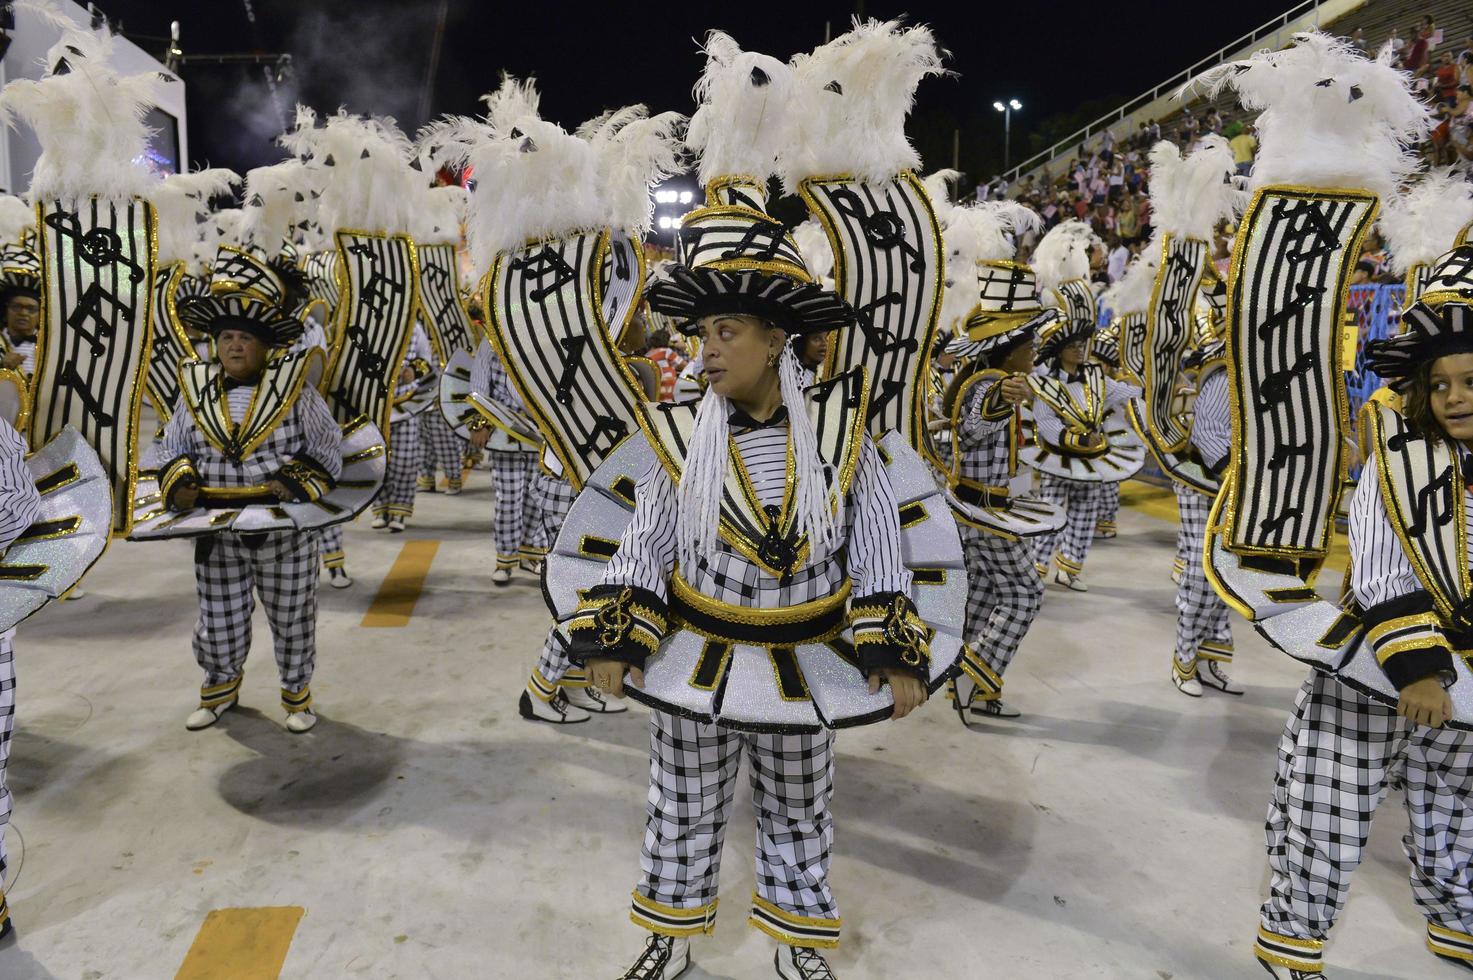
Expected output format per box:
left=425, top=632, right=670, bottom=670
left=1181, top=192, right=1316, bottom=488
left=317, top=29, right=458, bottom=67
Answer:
left=1025, top=220, right=1143, bottom=592
left=370, top=321, right=435, bottom=532
left=1089, top=321, right=1123, bottom=541
left=0, top=196, right=39, bottom=380
left=414, top=184, right=474, bottom=497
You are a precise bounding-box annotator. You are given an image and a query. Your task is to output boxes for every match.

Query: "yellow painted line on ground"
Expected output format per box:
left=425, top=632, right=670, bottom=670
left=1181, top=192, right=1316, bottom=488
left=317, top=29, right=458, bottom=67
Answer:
left=175, top=906, right=304, bottom=980
left=362, top=539, right=440, bottom=627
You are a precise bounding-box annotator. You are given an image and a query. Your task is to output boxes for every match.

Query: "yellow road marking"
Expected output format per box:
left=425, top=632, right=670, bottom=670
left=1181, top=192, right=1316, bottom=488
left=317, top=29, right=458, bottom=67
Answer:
left=175, top=906, right=304, bottom=980
left=362, top=539, right=440, bottom=627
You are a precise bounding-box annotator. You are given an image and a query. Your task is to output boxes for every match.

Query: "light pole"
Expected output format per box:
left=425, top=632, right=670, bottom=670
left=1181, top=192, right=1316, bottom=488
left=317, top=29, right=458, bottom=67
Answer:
left=993, top=98, right=1022, bottom=174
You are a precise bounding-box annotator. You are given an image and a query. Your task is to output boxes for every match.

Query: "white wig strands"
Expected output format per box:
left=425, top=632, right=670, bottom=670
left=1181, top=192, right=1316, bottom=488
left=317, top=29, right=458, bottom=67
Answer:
left=1191, top=31, right=1430, bottom=199
left=1032, top=219, right=1100, bottom=301
left=1379, top=169, right=1473, bottom=274
left=1146, top=136, right=1243, bottom=241
left=676, top=345, right=839, bottom=574
left=0, top=29, right=165, bottom=206
left=0, top=194, right=33, bottom=246
left=149, top=168, right=240, bottom=265
left=686, top=32, right=796, bottom=188
left=784, top=18, right=947, bottom=191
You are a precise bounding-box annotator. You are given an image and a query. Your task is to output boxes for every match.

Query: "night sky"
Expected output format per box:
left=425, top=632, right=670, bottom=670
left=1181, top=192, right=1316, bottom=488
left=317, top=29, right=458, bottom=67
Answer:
left=94, top=0, right=1302, bottom=183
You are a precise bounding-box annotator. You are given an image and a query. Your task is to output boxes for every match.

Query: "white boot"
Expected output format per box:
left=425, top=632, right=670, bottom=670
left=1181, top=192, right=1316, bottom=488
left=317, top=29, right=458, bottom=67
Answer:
left=1171, top=659, right=1203, bottom=698
left=328, top=567, right=353, bottom=589
left=775, top=945, right=837, bottom=979
left=518, top=689, right=590, bottom=725
left=616, top=934, right=690, bottom=980
left=371, top=514, right=388, bottom=530
left=491, top=567, right=513, bottom=587
left=1054, top=569, right=1087, bottom=592
left=186, top=697, right=236, bottom=731
left=563, top=685, right=628, bottom=714
left=1199, top=660, right=1245, bottom=695
left=285, top=709, right=317, bottom=733
left=388, top=516, right=406, bottom=533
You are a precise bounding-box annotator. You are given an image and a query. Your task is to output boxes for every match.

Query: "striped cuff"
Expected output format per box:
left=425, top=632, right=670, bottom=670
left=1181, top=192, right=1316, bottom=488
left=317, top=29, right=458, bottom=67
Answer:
left=1198, top=640, right=1234, bottom=664
left=1096, top=519, right=1117, bottom=533
left=160, top=454, right=199, bottom=510
left=199, top=676, right=242, bottom=709
left=1173, top=557, right=1186, bottom=576
left=281, top=685, right=312, bottom=714
left=749, top=894, right=840, bottom=949
left=958, top=645, right=1004, bottom=700
left=1172, top=654, right=1198, bottom=683
left=850, top=592, right=930, bottom=681
left=273, top=454, right=335, bottom=502
left=1054, top=553, right=1084, bottom=576
left=1362, top=593, right=1455, bottom=691
left=560, top=667, right=589, bottom=689
left=566, top=585, right=667, bottom=670
left=526, top=669, right=558, bottom=703
left=1254, top=926, right=1323, bottom=973
left=322, top=549, right=346, bottom=570
left=1428, top=922, right=1473, bottom=962
left=630, top=891, right=716, bottom=937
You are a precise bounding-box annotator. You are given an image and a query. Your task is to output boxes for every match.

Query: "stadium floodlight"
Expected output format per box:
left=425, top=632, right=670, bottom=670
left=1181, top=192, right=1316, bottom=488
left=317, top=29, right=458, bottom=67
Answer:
left=1009, top=99, right=1022, bottom=110
left=994, top=98, right=1022, bottom=171
left=992, top=101, right=1005, bottom=112
left=678, top=190, right=693, bottom=204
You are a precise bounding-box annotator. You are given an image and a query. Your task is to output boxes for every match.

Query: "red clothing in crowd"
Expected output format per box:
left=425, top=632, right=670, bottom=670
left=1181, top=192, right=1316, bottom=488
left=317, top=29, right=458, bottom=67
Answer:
left=645, top=347, right=687, bottom=401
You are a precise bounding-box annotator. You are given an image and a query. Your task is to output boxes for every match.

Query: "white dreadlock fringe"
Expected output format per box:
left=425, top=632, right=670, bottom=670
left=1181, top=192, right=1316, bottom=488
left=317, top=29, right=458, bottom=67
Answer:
left=675, top=344, right=840, bottom=574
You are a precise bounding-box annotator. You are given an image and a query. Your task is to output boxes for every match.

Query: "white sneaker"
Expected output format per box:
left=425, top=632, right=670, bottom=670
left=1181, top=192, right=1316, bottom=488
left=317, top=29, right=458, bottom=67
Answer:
left=186, top=697, right=236, bottom=731
left=949, top=676, right=976, bottom=727
left=1172, top=665, right=1203, bottom=698
left=1054, top=570, right=1087, bottom=592
left=492, top=567, right=513, bottom=587
left=371, top=514, right=388, bottom=530
left=775, top=945, right=837, bottom=979
left=285, top=709, right=317, bottom=733
left=444, top=482, right=462, bottom=496
left=970, top=698, right=1022, bottom=719
left=388, top=516, right=406, bottom=533
left=518, top=689, right=590, bottom=725
left=328, top=568, right=353, bottom=589
left=1199, top=660, right=1245, bottom=695
left=563, top=684, right=628, bottom=714
left=617, top=934, right=690, bottom=979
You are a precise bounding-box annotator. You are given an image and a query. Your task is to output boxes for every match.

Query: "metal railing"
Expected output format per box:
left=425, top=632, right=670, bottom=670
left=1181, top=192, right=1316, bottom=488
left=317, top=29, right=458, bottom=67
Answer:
left=1000, top=0, right=1330, bottom=186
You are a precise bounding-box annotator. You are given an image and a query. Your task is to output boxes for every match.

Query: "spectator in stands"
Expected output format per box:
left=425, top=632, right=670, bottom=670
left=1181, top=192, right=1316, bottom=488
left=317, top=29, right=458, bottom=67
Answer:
left=1145, top=118, right=1161, bottom=144
left=1402, top=22, right=1430, bottom=79
left=642, top=328, right=687, bottom=402
left=1435, top=52, right=1459, bottom=106
left=1348, top=27, right=1366, bottom=54
left=1459, top=51, right=1473, bottom=93
left=1179, top=108, right=1199, bottom=145
left=1116, top=187, right=1140, bottom=244
left=1350, top=260, right=1374, bottom=286
left=1225, top=121, right=1256, bottom=177
left=1204, top=108, right=1223, bottom=136
left=1106, top=234, right=1129, bottom=283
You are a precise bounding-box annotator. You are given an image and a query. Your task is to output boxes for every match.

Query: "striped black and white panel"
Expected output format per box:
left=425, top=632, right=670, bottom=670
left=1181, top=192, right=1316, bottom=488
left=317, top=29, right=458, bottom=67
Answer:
left=415, top=242, right=474, bottom=364
left=1422, top=244, right=1473, bottom=301
left=678, top=208, right=807, bottom=274
left=1228, top=189, right=1375, bottom=555
left=30, top=199, right=156, bottom=533
left=320, top=232, right=418, bottom=449
left=1055, top=279, right=1096, bottom=329
left=1121, top=312, right=1147, bottom=383
left=305, top=249, right=342, bottom=319
left=599, top=230, right=645, bottom=343
left=487, top=229, right=642, bottom=491
left=1370, top=403, right=1464, bottom=607
left=977, top=262, right=1037, bottom=312
left=801, top=173, right=943, bottom=446
left=145, top=262, right=199, bottom=420
left=1145, top=235, right=1206, bottom=449
left=213, top=246, right=284, bottom=304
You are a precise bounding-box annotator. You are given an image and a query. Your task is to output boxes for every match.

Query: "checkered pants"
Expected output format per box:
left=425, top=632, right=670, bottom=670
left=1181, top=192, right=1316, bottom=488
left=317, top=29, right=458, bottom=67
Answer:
left=489, top=451, right=539, bottom=567
left=1173, top=484, right=1232, bottom=674
left=192, top=530, right=319, bottom=709
left=317, top=525, right=345, bottom=571
left=525, top=472, right=576, bottom=556
left=0, top=631, right=14, bottom=880
left=526, top=626, right=584, bottom=699
left=1096, top=481, right=1120, bottom=534
left=1262, top=672, right=1473, bottom=945
left=418, top=409, right=464, bottom=484
left=633, top=709, right=839, bottom=946
left=373, top=416, right=420, bottom=519
left=1032, top=474, right=1111, bottom=573
left=962, top=526, right=1043, bottom=679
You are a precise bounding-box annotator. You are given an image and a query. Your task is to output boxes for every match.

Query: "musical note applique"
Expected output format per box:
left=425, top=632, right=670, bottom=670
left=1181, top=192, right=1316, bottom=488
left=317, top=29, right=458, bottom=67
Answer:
left=511, top=247, right=576, bottom=303
left=1270, top=199, right=1340, bottom=266
left=867, top=379, right=906, bottom=426
left=612, top=239, right=632, bottom=281
left=828, top=188, right=925, bottom=272
left=555, top=334, right=587, bottom=407
left=852, top=293, right=917, bottom=356
left=66, top=282, right=130, bottom=355
left=43, top=212, right=146, bottom=283
left=1256, top=284, right=1327, bottom=341
left=720, top=219, right=787, bottom=263
left=1408, top=466, right=1456, bottom=536
left=344, top=243, right=404, bottom=315
left=345, top=325, right=388, bottom=378
left=1258, top=351, right=1318, bottom=409
left=1430, top=247, right=1473, bottom=290
left=1167, top=249, right=1199, bottom=279
left=1386, top=428, right=1427, bottom=453
left=1259, top=508, right=1302, bottom=537
left=1266, top=441, right=1314, bottom=472
left=576, top=415, right=627, bottom=460
left=422, top=262, right=450, bottom=288
left=57, top=362, right=116, bottom=427
left=756, top=504, right=799, bottom=581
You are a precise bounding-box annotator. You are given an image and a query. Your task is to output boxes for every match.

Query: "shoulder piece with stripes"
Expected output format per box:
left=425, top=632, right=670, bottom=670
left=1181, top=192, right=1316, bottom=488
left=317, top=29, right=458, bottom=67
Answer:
left=1367, top=401, right=1470, bottom=620
left=1027, top=364, right=1106, bottom=431
left=948, top=368, right=1016, bottom=480
left=637, top=367, right=870, bottom=576
left=179, top=347, right=325, bottom=462
left=146, top=261, right=202, bottom=421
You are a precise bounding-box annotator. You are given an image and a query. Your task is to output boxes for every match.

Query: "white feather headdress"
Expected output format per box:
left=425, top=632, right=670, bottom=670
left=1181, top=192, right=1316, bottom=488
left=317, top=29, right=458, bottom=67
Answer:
left=1033, top=220, right=1100, bottom=299
left=1103, top=245, right=1160, bottom=317
left=412, top=184, right=469, bottom=245
left=791, top=219, right=835, bottom=283
left=582, top=107, right=686, bottom=236
left=0, top=29, right=166, bottom=205
left=685, top=32, right=795, bottom=187
left=1379, top=169, right=1473, bottom=274
left=283, top=108, right=418, bottom=236
left=238, top=161, right=320, bottom=257
left=783, top=18, right=947, bottom=190
left=1191, top=31, right=1430, bottom=199
left=198, top=208, right=242, bottom=271
left=1146, top=136, right=1243, bottom=240
left=0, top=194, right=33, bottom=246
left=925, top=168, right=1042, bottom=331
left=148, top=168, right=240, bottom=266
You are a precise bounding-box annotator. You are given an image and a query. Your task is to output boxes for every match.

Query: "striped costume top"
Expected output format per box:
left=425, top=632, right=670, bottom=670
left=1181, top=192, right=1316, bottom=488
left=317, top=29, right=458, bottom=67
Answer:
left=5, top=335, right=34, bottom=377
left=1032, top=364, right=1139, bottom=454
left=470, top=339, right=537, bottom=454
left=1189, top=368, right=1232, bottom=475
left=0, top=416, right=40, bottom=554
left=955, top=376, right=1015, bottom=489
left=390, top=324, right=436, bottom=419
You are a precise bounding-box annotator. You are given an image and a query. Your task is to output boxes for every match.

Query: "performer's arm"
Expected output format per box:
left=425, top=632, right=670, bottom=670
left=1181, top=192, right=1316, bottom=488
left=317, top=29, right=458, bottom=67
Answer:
left=1102, top=373, right=1143, bottom=412
left=158, top=396, right=201, bottom=510
left=0, top=417, right=40, bottom=554
left=1188, top=370, right=1231, bottom=475
left=269, top=387, right=342, bottom=502
left=955, top=377, right=1012, bottom=452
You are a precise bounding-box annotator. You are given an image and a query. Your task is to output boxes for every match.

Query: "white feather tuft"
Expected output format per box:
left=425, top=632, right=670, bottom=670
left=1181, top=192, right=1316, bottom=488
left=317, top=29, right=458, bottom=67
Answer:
left=412, top=184, right=469, bottom=244
left=587, top=107, right=686, bottom=235
left=783, top=18, right=947, bottom=190
left=237, top=161, right=319, bottom=257
left=149, top=168, right=240, bottom=265
left=1104, top=242, right=1161, bottom=316
left=1146, top=136, right=1243, bottom=240
left=1032, top=220, right=1101, bottom=299
left=1189, top=31, right=1430, bottom=199
left=685, top=32, right=796, bottom=187
left=480, top=73, right=542, bottom=135
left=284, top=109, right=418, bottom=234
left=1378, top=169, right=1473, bottom=273
left=0, top=194, right=33, bottom=246
left=791, top=219, right=835, bottom=282
left=0, top=28, right=164, bottom=205
left=12, top=1, right=77, bottom=32
left=197, top=208, right=243, bottom=271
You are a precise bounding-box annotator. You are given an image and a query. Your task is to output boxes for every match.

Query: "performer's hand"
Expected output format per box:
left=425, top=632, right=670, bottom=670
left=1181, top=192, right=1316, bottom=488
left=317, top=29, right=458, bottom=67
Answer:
left=469, top=428, right=491, bottom=450
left=1086, top=430, right=1107, bottom=449
left=1, top=352, right=21, bottom=370
left=266, top=479, right=293, bottom=502
left=870, top=669, right=928, bottom=719
left=999, top=375, right=1031, bottom=406
left=1397, top=675, right=1453, bottom=729
left=399, top=366, right=415, bottom=384
left=589, top=658, right=643, bottom=698
left=172, top=482, right=200, bottom=510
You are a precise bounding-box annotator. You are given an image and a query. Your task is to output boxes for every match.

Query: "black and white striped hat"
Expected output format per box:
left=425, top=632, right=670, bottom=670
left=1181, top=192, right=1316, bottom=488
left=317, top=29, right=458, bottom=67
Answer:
left=0, top=243, right=39, bottom=302
left=176, top=245, right=308, bottom=349
left=1365, top=243, right=1473, bottom=387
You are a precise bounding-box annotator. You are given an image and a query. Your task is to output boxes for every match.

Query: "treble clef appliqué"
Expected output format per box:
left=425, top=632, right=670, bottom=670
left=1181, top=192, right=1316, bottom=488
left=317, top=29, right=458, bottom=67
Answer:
left=757, top=504, right=798, bottom=582
left=828, top=187, right=924, bottom=272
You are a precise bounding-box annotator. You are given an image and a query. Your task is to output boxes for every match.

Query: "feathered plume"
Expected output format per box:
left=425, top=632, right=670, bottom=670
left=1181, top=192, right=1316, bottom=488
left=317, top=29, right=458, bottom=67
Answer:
left=583, top=106, right=686, bottom=236
left=791, top=219, right=835, bottom=283
left=927, top=168, right=1042, bottom=331
left=237, top=161, right=319, bottom=257
left=149, top=168, right=240, bottom=265
left=1190, top=31, right=1430, bottom=199
left=685, top=32, right=795, bottom=187
left=1146, top=136, right=1243, bottom=240
left=0, top=194, right=33, bottom=246
left=1033, top=220, right=1100, bottom=298
left=480, top=73, right=542, bottom=134
left=0, top=29, right=166, bottom=205
left=412, top=184, right=469, bottom=245
left=196, top=208, right=242, bottom=271
left=1378, top=169, right=1473, bottom=273
left=282, top=108, right=418, bottom=235
left=784, top=18, right=947, bottom=190
left=11, top=1, right=77, bottom=33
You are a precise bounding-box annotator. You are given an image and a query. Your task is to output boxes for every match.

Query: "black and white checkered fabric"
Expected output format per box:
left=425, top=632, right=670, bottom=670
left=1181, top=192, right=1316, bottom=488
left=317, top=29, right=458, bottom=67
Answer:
left=800, top=173, right=943, bottom=440
left=318, top=525, right=345, bottom=570
left=525, top=471, right=576, bottom=556
left=192, top=529, right=319, bottom=697
left=373, top=416, right=420, bottom=517
left=1261, top=671, right=1473, bottom=944
left=490, top=450, right=538, bottom=564
left=417, top=407, right=464, bottom=482
left=1173, top=484, right=1232, bottom=670
left=416, top=242, right=474, bottom=364
left=1032, top=473, right=1110, bottom=571
left=0, top=631, right=14, bottom=877
left=962, top=527, right=1043, bottom=677
left=31, top=199, right=156, bottom=532
left=487, top=230, right=642, bottom=490
left=532, top=624, right=574, bottom=688
left=1144, top=235, right=1208, bottom=450
left=321, top=232, right=419, bottom=446
left=638, top=708, right=838, bottom=926
left=145, top=262, right=201, bottom=420
left=1226, top=190, right=1375, bottom=556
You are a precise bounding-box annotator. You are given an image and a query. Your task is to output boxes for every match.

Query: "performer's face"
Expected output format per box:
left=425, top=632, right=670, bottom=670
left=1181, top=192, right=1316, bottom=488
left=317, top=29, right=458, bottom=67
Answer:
left=1000, top=338, right=1036, bottom=374
left=217, top=328, right=269, bottom=381
left=1430, top=353, right=1473, bottom=444
left=5, top=296, right=38, bottom=338
left=1060, top=340, right=1087, bottom=372
left=696, top=314, right=784, bottom=401
left=800, top=333, right=829, bottom=371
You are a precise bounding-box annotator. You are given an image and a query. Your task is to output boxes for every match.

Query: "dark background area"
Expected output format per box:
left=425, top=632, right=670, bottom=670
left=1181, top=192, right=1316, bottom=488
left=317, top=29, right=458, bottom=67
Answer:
left=92, top=0, right=1302, bottom=185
